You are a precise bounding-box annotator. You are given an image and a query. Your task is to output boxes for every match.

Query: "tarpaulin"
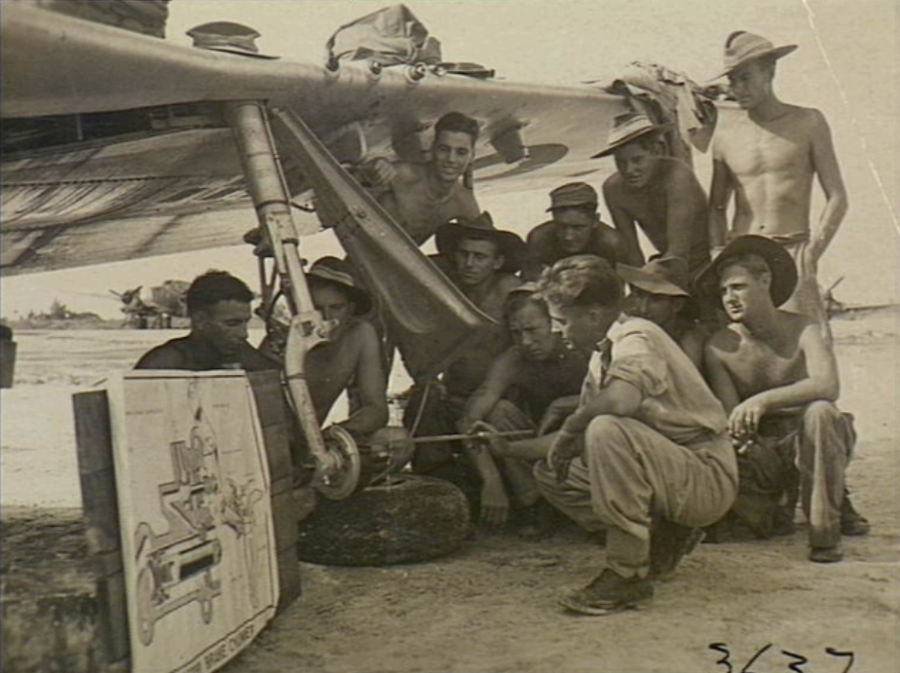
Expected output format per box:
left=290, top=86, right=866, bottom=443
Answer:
left=326, top=4, right=442, bottom=66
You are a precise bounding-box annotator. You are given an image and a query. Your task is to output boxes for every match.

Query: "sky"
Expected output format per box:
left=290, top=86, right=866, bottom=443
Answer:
left=2, top=0, right=898, bottom=319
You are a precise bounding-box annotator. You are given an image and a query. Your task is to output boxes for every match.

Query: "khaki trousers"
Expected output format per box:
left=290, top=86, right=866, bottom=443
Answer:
left=536, top=416, right=737, bottom=578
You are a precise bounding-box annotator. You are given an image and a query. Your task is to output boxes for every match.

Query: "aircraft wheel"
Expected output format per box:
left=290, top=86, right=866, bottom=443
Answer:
left=297, top=475, right=470, bottom=566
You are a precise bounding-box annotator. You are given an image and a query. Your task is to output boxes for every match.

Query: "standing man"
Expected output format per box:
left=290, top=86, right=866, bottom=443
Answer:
left=699, top=236, right=867, bottom=562
left=708, top=32, right=848, bottom=339
left=403, top=214, right=523, bottom=495
left=598, top=112, right=711, bottom=275
left=522, top=182, right=628, bottom=281
left=530, top=256, right=737, bottom=615
left=365, top=111, right=482, bottom=246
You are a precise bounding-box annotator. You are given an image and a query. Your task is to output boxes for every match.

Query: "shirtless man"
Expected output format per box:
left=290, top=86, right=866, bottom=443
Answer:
left=457, top=286, right=588, bottom=529
left=403, top=213, right=523, bottom=494
left=699, top=236, right=866, bottom=563
left=303, top=257, right=388, bottom=438
left=708, top=32, right=848, bottom=338
left=135, top=270, right=281, bottom=372
left=522, top=182, right=628, bottom=281
left=366, top=111, right=481, bottom=245
left=598, top=112, right=711, bottom=275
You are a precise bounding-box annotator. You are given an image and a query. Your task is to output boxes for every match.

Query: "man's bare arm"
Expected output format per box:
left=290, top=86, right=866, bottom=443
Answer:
left=808, top=110, right=849, bottom=262
left=342, top=322, right=389, bottom=436
left=703, top=341, right=741, bottom=413
left=707, top=156, right=733, bottom=252
left=603, top=181, right=644, bottom=267
left=536, top=394, right=580, bottom=435
left=752, top=322, right=840, bottom=412
left=665, top=166, right=706, bottom=261
left=457, top=349, right=519, bottom=433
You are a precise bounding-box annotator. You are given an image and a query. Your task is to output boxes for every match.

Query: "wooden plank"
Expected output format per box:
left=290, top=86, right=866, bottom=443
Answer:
left=247, top=371, right=289, bottom=429
left=72, top=390, right=130, bottom=670
left=247, top=371, right=303, bottom=614
left=262, top=423, right=294, bottom=484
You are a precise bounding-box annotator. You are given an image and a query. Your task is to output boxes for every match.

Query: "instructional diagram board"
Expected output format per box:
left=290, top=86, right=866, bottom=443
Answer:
left=108, top=371, right=278, bottom=673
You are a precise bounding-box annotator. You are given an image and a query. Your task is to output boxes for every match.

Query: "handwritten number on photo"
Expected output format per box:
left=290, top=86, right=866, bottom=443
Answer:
left=709, top=643, right=855, bottom=672
left=741, top=643, right=773, bottom=673
left=826, top=648, right=855, bottom=673
left=709, top=643, right=732, bottom=673
left=781, top=649, right=809, bottom=673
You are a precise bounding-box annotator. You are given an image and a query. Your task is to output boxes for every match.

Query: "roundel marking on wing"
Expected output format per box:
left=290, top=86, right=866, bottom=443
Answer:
left=472, top=143, right=568, bottom=181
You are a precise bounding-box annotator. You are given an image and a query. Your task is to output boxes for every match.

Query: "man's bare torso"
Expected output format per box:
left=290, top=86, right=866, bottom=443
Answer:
left=604, top=157, right=709, bottom=266
left=707, top=311, right=812, bottom=401
left=714, top=105, right=822, bottom=238
left=378, top=163, right=480, bottom=245
left=305, top=319, right=373, bottom=421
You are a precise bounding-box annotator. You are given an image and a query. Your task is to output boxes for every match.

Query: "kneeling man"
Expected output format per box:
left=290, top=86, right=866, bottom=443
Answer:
left=533, top=255, right=737, bottom=615
left=699, top=236, right=865, bottom=562
left=459, top=286, right=588, bottom=529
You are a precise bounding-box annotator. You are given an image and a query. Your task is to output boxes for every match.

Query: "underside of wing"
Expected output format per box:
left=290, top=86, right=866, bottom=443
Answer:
left=1, top=1, right=630, bottom=276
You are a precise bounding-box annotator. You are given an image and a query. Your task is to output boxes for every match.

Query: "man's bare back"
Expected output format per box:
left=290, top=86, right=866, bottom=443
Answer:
left=712, top=105, right=827, bottom=238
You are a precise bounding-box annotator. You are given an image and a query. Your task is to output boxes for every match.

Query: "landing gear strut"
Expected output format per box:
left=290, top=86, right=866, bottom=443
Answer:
left=227, top=101, right=360, bottom=500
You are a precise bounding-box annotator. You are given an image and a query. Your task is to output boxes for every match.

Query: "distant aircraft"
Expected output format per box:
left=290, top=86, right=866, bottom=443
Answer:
left=0, top=1, right=714, bottom=498
left=111, top=280, right=190, bottom=329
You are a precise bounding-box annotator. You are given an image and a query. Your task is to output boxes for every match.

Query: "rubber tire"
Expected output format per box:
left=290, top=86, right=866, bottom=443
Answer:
left=297, top=475, right=470, bottom=566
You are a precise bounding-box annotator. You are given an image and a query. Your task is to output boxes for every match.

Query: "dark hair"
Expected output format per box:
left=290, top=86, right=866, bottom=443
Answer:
left=186, top=270, right=254, bottom=315
left=435, top=112, right=479, bottom=143
left=538, top=255, right=622, bottom=308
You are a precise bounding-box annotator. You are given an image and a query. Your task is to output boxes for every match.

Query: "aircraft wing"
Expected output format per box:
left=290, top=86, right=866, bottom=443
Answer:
left=1, top=1, right=629, bottom=277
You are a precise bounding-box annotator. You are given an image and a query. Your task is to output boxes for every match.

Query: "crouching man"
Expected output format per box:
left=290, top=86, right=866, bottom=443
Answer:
left=533, top=255, right=737, bottom=615
left=699, top=236, right=867, bottom=562
left=457, top=285, right=588, bottom=533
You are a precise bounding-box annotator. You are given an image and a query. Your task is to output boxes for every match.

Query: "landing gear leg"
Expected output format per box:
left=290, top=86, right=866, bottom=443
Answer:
left=227, top=101, right=360, bottom=501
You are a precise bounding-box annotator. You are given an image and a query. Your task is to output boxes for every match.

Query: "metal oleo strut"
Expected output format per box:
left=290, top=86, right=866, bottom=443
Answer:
left=227, top=101, right=360, bottom=500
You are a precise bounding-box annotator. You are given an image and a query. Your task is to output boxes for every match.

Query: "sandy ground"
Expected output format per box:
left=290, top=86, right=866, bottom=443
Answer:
left=1, top=311, right=899, bottom=672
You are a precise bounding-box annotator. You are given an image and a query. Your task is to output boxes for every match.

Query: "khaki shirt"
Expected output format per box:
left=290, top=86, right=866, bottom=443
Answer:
left=581, top=316, right=726, bottom=445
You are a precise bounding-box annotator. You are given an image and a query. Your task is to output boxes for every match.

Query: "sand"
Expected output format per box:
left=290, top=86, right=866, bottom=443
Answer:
left=1, top=310, right=899, bottom=672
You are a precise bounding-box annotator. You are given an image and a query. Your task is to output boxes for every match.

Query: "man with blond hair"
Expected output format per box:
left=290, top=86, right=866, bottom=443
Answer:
left=524, top=255, right=737, bottom=615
